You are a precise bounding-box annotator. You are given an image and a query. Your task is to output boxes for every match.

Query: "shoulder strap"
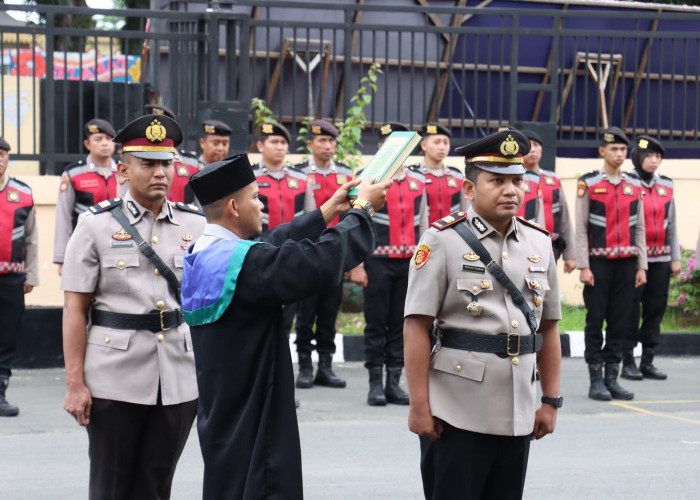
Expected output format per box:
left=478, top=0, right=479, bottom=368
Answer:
left=451, top=222, right=538, bottom=333
left=109, top=207, right=182, bottom=304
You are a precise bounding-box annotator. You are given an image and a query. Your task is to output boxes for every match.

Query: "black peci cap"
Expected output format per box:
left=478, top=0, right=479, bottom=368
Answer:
left=145, top=103, right=177, bottom=121
left=455, top=129, right=530, bottom=175
left=377, top=122, right=409, bottom=138
left=188, top=154, right=256, bottom=206
left=600, top=127, right=629, bottom=146
left=114, top=114, right=183, bottom=160
left=420, top=122, right=452, bottom=138
left=84, top=118, right=116, bottom=139
left=0, top=137, right=10, bottom=152
left=633, top=135, right=665, bottom=155
left=308, top=120, right=339, bottom=138
left=521, top=129, right=543, bottom=146
left=201, top=120, right=232, bottom=137
left=258, top=121, right=291, bottom=143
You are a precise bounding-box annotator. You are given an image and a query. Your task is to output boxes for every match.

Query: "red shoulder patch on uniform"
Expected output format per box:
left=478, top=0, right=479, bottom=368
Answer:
left=516, top=217, right=550, bottom=235
left=432, top=211, right=467, bottom=230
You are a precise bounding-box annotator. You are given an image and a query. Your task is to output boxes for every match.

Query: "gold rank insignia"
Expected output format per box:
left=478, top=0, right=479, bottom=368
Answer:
left=413, top=244, right=431, bottom=269
left=480, top=279, right=490, bottom=289
left=311, top=125, right=322, bottom=135
left=426, top=125, right=437, bottom=134
left=471, top=217, right=488, bottom=234
left=656, top=185, right=667, bottom=196
left=544, top=176, right=555, bottom=186
left=577, top=180, right=587, bottom=198
left=287, top=177, right=298, bottom=189
left=262, top=123, right=273, bottom=134
left=204, top=124, right=216, bottom=134
left=188, top=203, right=199, bottom=212
left=145, top=119, right=167, bottom=142
left=177, top=165, right=188, bottom=176
left=622, top=184, right=634, bottom=196
left=638, top=138, right=649, bottom=149
left=463, top=252, right=480, bottom=261
left=442, top=215, right=455, bottom=225
left=528, top=255, right=542, bottom=263
left=529, top=279, right=543, bottom=290
left=534, top=296, right=543, bottom=307
left=112, top=229, right=132, bottom=241
left=87, top=124, right=99, bottom=134
left=7, top=191, right=19, bottom=202
left=499, top=134, right=519, bottom=157
left=182, top=233, right=193, bottom=242
left=380, top=124, right=392, bottom=135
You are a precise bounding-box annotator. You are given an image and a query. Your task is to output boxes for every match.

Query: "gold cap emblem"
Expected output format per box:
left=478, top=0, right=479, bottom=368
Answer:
left=152, top=108, right=165, bottom=115
left=145, top=119, right=167, bottom=143
left=638, top=138, right=648, bottom=149
left=204, top=124, right=216, bottom=134
left=380, top=124, right=392, bottom=135
left=426, top=125, right=437, bottom=134
left=262, top=123, right=273, bottom=134
left=311, top=125, right=322, bottom=135
left=604, top=132, right=615, bottom=143
left=499, top=134, right=519, bottom=157
left=87, top=124, right=99, bottom=134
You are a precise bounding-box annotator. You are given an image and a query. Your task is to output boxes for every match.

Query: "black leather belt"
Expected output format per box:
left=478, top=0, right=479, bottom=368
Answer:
left=438, top=329, right=543, bottom=358
left=91, top=309, right=184, bottom=333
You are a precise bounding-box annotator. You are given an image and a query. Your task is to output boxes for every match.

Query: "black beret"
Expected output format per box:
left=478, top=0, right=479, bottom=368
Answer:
left=633, top=135, right=665, bottom=155
left=0, top=137, right=10, bottom=152
left=420, top=122, right=452, bottom=138
left=377, top=122, right=409, bottom=138
left=308, top=120, right=339, bottom=137
left=144, top=103, right=177, bottom=121
left=600, top=126, right=629, bottom=146
left=201, top=120, right=232, bottom=137
left=521, top=129, right=543, bottom=145
left=258, top=121, right=291, bottom=143
left=84, top=118, right=116, bottom=139
left=114, top=114, right=183, bottom=160
left=188, top=154, right=256, bottom=206
left=455, top=129, right=530, bottom=175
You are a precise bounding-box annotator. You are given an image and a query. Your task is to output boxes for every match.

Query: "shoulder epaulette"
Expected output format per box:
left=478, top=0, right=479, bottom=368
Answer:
left=579, top=170, right=600, bottom=181
left=516, top=216, right=550, bottom=235
left=334, top=162, right=354, bottom=175
left=407, top=170, right=426, bottom=182
left=88, top=197, right=122, bottom=214
left=177, top=153, right=202, bottom=170
left=8, top=177, right=32, bottom=193
left=63, top=161, right=85, bottom=175
left=406, top=164, right=421, bottom=172
left=658, top=174, right=673, bottom=185
left=291, top=161, right=309, bottom=173
left=446, top=166, right=464, bottom=177
left=432, top=211, right=467, bottom=230
left=174, top=201, right=204, bottom=216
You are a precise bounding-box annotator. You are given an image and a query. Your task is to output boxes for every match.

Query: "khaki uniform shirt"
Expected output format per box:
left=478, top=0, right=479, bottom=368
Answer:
left=404, top=206, right=561, bottom=436
left=60, top=192, right=205, bottom=405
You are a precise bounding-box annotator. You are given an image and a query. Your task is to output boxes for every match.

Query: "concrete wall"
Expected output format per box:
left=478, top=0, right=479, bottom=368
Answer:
left=13, top=155, right=699, bottom=308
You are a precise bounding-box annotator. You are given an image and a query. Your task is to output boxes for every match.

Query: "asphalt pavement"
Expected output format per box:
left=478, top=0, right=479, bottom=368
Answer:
left=2, top=356, right=699, bottom=499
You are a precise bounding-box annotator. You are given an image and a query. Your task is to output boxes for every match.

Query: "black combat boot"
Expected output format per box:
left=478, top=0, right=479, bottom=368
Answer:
left=384, top=366, right=409, bottom=405
left=640, top=348, right=667, bottom=380
left=0, top=376, right=19, bottom=417
left=313, top=353, right=347, bottom=388
left=367, top=367, right=386, bottom=406
left=295, top=352, right=314, bottom=389
left=604, top=363, right=634, bottom=400
left=620, top=351, right=643, bottom=380
left=588, top=363, right=612, bottom=401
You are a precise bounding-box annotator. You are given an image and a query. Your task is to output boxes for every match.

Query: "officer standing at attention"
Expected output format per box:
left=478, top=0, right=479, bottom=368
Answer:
left=404, top=129, right=562, bottom=499
left=520, top=129, right=576, bottom=271
left=349, top=122, right=428, bottom=406
left=61, top=114, right=205, bottom=498
left=293, top=120, right=354, bottom=389
left=53, top=118, right=123, bottom=275
left=621, top=136, right=679, bottom=381
left=146, top=104, right=203, bottom=205
left=576, top=127, right=647, bottom=401
left=198, top=119, right=231, bottom=166
left=408, top=122, right=466, bottom=223
left=0, top=137, right=38, bottom=417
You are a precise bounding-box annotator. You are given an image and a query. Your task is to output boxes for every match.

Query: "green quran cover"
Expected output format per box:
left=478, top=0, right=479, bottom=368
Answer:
left=348, top=131, right=422, bottom=197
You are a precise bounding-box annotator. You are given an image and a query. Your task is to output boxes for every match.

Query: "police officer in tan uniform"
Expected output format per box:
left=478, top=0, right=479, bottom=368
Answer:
left=404, top=129, right=562, bottom=499
left=61, top=114, right=205, bottom=499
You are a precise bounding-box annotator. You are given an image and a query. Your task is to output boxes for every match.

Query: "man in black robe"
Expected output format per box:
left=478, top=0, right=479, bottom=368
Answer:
left=181, top=154, right=389, bottom=499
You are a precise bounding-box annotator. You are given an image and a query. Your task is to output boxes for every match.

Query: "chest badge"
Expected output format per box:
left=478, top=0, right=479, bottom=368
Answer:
left=522, top=182, right=531, bottom=193
left=622, top=184, right=634, bottom=196
left=182, top=233, right=193, bottom=242
left=527, top=255, right=542, bottom=263
left=534, top=296, right=543, bottom=307
left=287, top=177, right=299, bottom=189
left=177, top=165, right=189, bottom=177
left=413, top=244, right=432, bottom=270
left=7, top=190, right=20, bottom=202
left=447, top=177, right=457, bottom=188
left=112, top=229, right=132, bottom=241
left=467, top=301, right=484, bottom=316
left=529, top=279, right=543, bottom=290
left=463, top=252, right=480, bottom=261
left=577, top=180, right=587, bottom=198
left=544, top=176, right=556, bottom=186
left=408, top=179, right=419, bottom=191
left=656, top=186, right=667, bottom=197
left=336, top=175, right=348, bottom=184
left=117, top=175, right=126, bottom=185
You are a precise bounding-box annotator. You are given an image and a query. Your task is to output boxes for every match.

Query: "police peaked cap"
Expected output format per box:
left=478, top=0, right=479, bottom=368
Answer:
left=521, top=129, right=543, bottom=146
left=188, top=154, right=256, bottom=206
left=420, top=122, right=452, bottom=138
left=600, top=126, right=629, bottom=146
left=114, top=114, right=183, bottom=160
left=455, top=129, right=530, bottom=175
left=145, top=103, right=177, bottom=121
left=84, top=118, right=116, bottom=139
left=308, top=120, right=339, bottom=137
left=377, top=122, right=409, bottom=138
left=0, top=137, right=10, bottom=151
left=258, top=121, right=291, bottom=143
left=201, top=120, right=232, bottom=137
left=633, top=135, right=665, bottom=156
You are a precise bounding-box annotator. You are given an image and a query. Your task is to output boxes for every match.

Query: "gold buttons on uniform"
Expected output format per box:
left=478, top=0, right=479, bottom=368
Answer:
left=511, top=320, right=519, bottom=328
left=152, top=236, right=159, bottom=244
left=472, top=286, right=478, bottom=293
left=480, top=280, right=489, bottom=289
left=104, top=337, right=110, bottom=344
left=117, top=261, right=125, bottom=269
left=154, top=268, right=161, bottom=276
left=502, top=252, right=508, bottom=259
left=157, top=334, right=165, bottom=342
left=534, top=296, right=543, bottom=307
left=156, top=301, right=165, bottom=309
left=455, top=364, right=462, bottom=372
left=512, top=356, right=519, bottom=365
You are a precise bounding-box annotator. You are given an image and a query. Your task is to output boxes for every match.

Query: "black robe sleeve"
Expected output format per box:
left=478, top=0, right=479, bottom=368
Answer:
left=257, top=208, right=327, bottom=246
